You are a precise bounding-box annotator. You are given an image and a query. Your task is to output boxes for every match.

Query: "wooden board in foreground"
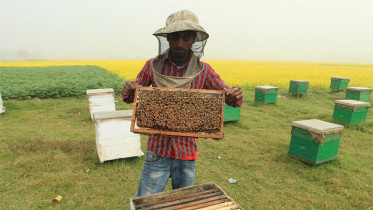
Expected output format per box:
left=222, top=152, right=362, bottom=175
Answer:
left=129, top=182, right=244, bottom=210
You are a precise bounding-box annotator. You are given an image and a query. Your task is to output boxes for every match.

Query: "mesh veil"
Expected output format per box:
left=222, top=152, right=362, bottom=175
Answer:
left=154, top=33, right=208, bottom=59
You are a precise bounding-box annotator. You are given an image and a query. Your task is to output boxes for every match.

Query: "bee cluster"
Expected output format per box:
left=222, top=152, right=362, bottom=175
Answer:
left=136, top=89, right=222, bottom=133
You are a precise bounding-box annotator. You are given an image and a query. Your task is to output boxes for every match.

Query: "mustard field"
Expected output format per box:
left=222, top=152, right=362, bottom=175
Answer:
left=1, top=60, right=372, bottom=90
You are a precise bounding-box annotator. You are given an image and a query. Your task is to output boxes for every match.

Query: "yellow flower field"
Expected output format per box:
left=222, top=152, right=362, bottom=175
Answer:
left=1, top=60, right=372, bottom=90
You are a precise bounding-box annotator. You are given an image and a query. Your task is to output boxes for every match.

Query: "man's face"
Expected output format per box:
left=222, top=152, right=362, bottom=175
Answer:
left=167, top=31, right=196, bottom=61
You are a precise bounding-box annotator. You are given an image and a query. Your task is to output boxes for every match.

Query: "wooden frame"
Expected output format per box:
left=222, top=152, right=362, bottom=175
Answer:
left=129, top=182, right=244, bottom=210
left=130, top=86, right=225, bottom=139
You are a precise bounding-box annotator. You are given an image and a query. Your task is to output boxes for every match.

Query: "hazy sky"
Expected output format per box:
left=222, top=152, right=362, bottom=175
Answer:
left=1, top=0, right=372, bottom=63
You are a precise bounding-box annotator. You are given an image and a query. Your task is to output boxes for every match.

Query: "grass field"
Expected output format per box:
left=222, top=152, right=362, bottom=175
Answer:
left=0, top=61, right=372, bottom=209
left=1, top=89, right=372, bottom=209
left=0, top=66, right=123, bottom=100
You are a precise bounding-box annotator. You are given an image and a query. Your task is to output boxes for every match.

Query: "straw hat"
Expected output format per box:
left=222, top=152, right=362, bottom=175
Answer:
left=153, top=10, right=209, bottom=42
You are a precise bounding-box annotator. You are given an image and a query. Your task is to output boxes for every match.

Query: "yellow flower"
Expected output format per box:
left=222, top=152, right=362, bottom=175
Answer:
left=1, top=60, right=372, bottom=90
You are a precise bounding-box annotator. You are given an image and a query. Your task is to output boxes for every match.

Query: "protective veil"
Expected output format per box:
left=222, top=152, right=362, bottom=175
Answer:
left=153, top=10, right=209, bottom=59
left=151, top=10, right=210, bottom=88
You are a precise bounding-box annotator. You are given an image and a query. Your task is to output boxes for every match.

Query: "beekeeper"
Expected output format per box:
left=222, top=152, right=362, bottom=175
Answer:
left=122, top=10, right=243, bottom=196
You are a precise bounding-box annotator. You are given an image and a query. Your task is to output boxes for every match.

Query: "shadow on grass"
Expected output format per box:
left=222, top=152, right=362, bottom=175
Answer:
left=329, top=118, right=373, bottom=134
left=98, top=156, right=144, bottom=166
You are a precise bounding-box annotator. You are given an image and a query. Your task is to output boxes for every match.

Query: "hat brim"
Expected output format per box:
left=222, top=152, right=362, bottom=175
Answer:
left=153, top=20, right=209, bottom=42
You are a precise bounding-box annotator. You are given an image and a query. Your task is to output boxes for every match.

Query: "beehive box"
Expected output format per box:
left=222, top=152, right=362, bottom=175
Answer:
left=86, top=88, right=116, bottom=120
left=131, top=86, right=225, bottom=139
left=130, top=182, right=244, bottom=210
left=288, top=119, right=344, bottom=165
left=93, top=110, right=143, bottom=163
left=255, top=86, right=278, bottom=104
left=224, top=104, right=241, bottom=122
left=0, top=92, right=5, bottom=114
left=333, top=100, right=371, bottom=125
left=330, top=77, right=350, bottom=90
left=345, top=87, right=372, bottom=102
left=289, top=80, right=309, bottom=95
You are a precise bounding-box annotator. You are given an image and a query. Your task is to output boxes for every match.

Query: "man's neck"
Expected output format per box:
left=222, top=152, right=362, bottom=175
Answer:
left=173, top=60, right=187, bottom=67
left=169, top=50, right=191, bottom=62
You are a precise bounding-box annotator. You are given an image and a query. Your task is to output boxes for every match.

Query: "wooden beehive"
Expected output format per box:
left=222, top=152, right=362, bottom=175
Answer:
left=345, top=87, right=372, bottom=102
left=129, top=182, right=244, bottom=210
left=0, top=92, right=5, bottom=114
left=93, top=110, right=144, bottom=163
left=333, top=100, right=371, bottom=125
left=330, top=77, right=350, bottom=90
left=86, top=88, right=116, bottom=120
left=288, top=119, right=344, bottom=165
left=255, top=85, right=278, bottom=104
left=131, top=86, right=225, bottom=139
left=289, top=80, right=309, bottom=95
left=224, top=104, right=241, bottom=122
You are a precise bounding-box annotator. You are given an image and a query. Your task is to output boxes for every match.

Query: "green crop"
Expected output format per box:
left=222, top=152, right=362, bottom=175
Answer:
left=0, top=66, right=124, bottom=100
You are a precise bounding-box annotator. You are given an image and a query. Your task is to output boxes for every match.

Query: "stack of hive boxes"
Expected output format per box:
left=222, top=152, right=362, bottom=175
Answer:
left=86, top=88, right=143, bottom=163
left=93, top=110, right=143, bottom=163
left=86, top=88, right=116, bottom=120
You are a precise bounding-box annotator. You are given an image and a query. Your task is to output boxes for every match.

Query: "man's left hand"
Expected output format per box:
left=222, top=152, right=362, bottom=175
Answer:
left=225, top=86, right=243, bottom=102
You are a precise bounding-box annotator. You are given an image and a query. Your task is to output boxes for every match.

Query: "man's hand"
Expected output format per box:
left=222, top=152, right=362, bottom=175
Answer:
left=225, top=86, right=243, bottom=102
left=122, top=81, right=139, bottom=96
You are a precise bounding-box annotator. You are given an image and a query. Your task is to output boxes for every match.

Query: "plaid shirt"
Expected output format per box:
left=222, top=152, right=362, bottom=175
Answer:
left=122, top=52, right=243, bottom=160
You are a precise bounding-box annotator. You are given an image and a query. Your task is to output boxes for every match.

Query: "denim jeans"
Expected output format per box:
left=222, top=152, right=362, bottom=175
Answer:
left=136, top=150, right=196, bottom=196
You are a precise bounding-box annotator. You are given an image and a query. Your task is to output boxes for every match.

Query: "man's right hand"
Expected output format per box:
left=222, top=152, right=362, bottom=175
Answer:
left=122, top=81, right=139, bottom=96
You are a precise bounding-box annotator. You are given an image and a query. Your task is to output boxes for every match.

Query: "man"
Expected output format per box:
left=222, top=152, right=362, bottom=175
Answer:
left=122, top=10, right=243, bottom=196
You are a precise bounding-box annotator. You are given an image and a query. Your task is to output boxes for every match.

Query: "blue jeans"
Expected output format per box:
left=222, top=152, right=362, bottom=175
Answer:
left=136, top=150, right=196, bottom=196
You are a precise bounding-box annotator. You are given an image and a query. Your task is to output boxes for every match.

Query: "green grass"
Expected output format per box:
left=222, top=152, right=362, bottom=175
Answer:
left=0, top=90, right=372, bottom=209
left=0, top=66, right=124, bottom=100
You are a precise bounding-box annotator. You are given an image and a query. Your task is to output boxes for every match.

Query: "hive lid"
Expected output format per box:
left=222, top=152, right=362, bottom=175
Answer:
left=346, top=87, right=372, bottom=91
left=292, top=119, right=344, bottom=134
left=335, top=100, right=371, bottom=108
left=86, top=88, right=114, bottom=95
left=331, top=76, right=350, bottom=80
left=93, top=110, right=133, bottom=121
left=290, top=80, right=309, bottom=83
left=255, top=85, right=278, bottom=90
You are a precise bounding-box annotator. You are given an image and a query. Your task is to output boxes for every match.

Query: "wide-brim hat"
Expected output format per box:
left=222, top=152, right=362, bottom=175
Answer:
left=153, top=10, right=209, bottom=42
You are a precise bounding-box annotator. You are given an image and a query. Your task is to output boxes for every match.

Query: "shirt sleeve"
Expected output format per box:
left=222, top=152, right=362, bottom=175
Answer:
left=203, top=63, right=243, bottom=107
left=122, top=59, right=153, bottom=103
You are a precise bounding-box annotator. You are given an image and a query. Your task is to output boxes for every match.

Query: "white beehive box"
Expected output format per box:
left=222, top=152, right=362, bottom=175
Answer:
left=93, top=110, right=144, bottom=163
left=86, top=88, right=116, bottom=120
left=0, top=92, right=5, bottom=114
